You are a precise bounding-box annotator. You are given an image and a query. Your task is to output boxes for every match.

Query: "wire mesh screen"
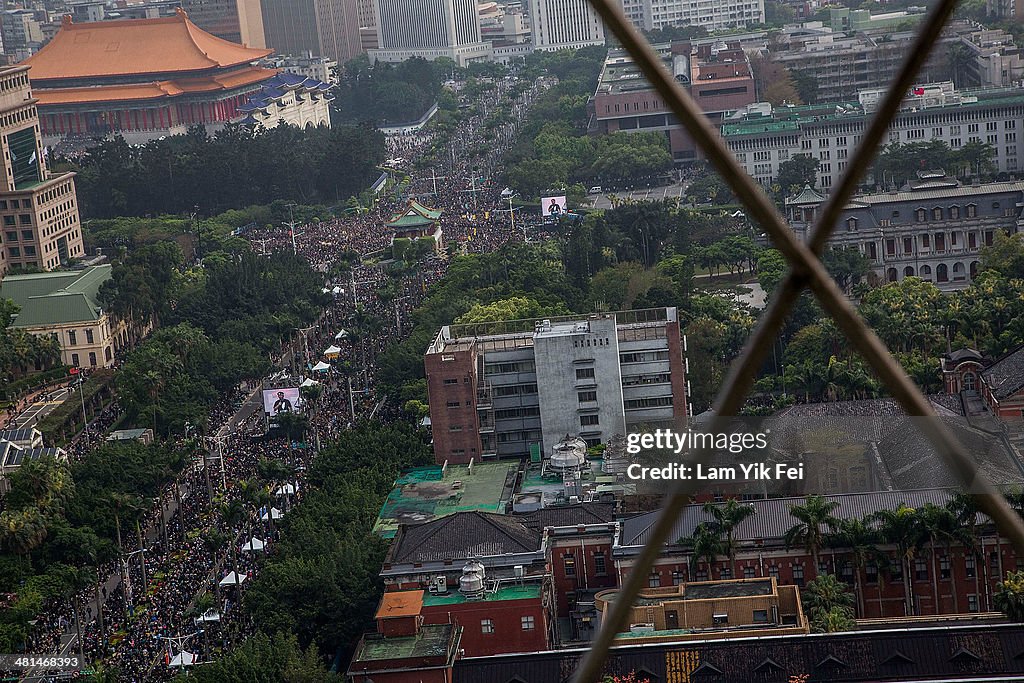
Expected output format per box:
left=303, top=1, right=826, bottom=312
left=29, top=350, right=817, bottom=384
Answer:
left=570, top=0, right=1024, bottom=680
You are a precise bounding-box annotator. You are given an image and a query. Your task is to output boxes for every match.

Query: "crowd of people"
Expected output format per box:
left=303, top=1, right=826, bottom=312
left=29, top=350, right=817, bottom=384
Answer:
left=22, top=68, right=556, bottom=681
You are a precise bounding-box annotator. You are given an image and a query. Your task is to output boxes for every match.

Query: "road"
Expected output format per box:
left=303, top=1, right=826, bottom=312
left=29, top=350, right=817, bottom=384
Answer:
left=585, top=181, right=689, bottom=210
left=9, top=387, right=72, bottom=430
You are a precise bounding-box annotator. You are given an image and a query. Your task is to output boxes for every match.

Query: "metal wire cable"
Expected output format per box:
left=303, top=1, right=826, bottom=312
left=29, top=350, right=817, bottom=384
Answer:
left=570, top=0, right=1024, bottom=679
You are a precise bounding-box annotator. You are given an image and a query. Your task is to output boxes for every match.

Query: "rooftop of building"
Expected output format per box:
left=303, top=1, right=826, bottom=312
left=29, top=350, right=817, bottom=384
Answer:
left=387, top=199, right=444, bottom=229
left=519, top=458, right=636, bottom=507
left=34, top=67, right=277, bottom=105
left=620, top=488, right=974, bottom=548
left=1, top=265, right=111, bottom=328
left=385, top=503, right=615, bottom=566
left=376, top=590, right=424, bottom=619
left=597, top=41, right=750, bottom=96
left=422, top=582, right=542, bottom=606
left=372, top=461, right=517, bottom=539
left=21, top=8, right=273, bottom=82
left=981, top=343, right=1024, bottom=400
left=351, top=623, right=458, bottom=664
left=721, top=84, right=1024, bottom=137
left=428, top=308, right=676, bottom=354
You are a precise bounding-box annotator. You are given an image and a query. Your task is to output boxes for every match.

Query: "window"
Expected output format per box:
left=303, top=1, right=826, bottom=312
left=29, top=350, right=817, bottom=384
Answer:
left=4, top=231, right=15, bottom=242
left=580, top=415, right=599, bottom=427
left=866, top=563, right=879, bottom=584
left=18, top=214, right=30, bottom=225
left=594, top=552, right=607, bottom=576
left=672, top=569, right=683, bottom=585
left=792, top=564, right=804, bottom=586
left=85, top=329, right=94, bottom=344
left=915, top=558, right=928, bottom=581
left=753, top=609, right=768, bottom=623
left=916, top=208, right=927, bottom=222
left=88, top=352, right=97, bottom=367
left=71, top=353, right=79, bottom=366
left=712, top=613, right=728, bottom=626
left=950, top=205, right=960, bottom=219
left=940, top=556, right=951, bottom=580
left=720, top=566, right=732, bottom=580
left=649, top=572, right=661, bottom=587
left=768, top=565, right=779, bottom=580
left=578, top=390, right=597, bottom=403
left=744, top=566, right=755, bottom=579
left=481, top=619, right=495, bottom=634
left=445, top=401, right=460, bottom=408
left=443, top=378, right=458, bottom=385
left=68, top=330, right=77, bottom=346
left=968, top=594, right=979, bottom=612
left=449, top=425, right=463, bottom=432
left=966, top=204, right=977, bottom=218
left=932, top=207, right=942, bottom=220
left=521, top=615, right=535, bottom=631
left=846, top=217, right=857, bottom=231
left=575, top=367, right=595, bottom=380
left=20, top=230, right=31, bottom=241
left=563, top=553, right=576, bottom=577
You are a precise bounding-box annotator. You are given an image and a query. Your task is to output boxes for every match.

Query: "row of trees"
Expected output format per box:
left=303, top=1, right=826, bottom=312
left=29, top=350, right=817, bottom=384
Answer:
left=0, top=443, right=186, bottom=651
left=0, top=298, right=62, bottom=383
left=755, top=232, right=1024, bottom=406
left=57, top=123, right=386, bottom=219
left=682, top=494, right=993, bottom=627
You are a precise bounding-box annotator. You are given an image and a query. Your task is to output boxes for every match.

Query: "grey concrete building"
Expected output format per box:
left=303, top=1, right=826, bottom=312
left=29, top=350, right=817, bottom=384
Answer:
left=786, top=173, right=1024, bottom=291
left=424, top=309, right=688, bottom=464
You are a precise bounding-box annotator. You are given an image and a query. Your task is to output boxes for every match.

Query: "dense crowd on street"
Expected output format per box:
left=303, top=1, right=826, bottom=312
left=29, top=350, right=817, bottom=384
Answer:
left=21, top=69, right=554, bottom=681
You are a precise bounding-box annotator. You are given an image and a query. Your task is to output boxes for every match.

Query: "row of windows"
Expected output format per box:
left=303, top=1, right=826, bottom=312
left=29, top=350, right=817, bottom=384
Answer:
left=573, top=336, right=611, bottom=348
left=484, top=360, right=535, bottom=375
left=620, top=350, right=670, bottom=364
left=0, top=198, right=32, bottom=210
left=70, top=347, right=111, bottom=367
left=480, top=615, right=534, bottom=634
left=622, top=372, right=672, bottom=386
left=562, top=550, right=608, bottom=577
left=625, top=395, right=673, bottom=409
left=494, top=406, right=540, bottom=420
left=494, top=383, right=538, bottom=397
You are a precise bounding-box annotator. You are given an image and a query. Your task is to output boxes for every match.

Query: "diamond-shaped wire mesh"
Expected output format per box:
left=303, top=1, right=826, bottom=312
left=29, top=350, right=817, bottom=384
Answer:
left=571, top=0, right=1024, bottom=680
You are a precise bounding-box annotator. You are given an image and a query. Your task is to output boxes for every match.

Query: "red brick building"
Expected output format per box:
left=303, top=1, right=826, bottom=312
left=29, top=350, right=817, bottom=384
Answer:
left=591, top=41, right=756, bottom=162
left=943, top=345, right=1024, bottom=419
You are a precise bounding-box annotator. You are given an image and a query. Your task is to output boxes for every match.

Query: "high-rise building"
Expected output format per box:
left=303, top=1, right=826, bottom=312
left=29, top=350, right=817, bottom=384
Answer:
left=261, top=0, right=362, bottom=64
left=0, top=9, right=43, bottom=62
left=181, top=0, right=267, bottom=48
left=424, top=308, right=688, bottom=465
left=369, top=0, right=490, bottom=66
left=0, top=66, right=83, bottom=277
left=529, top=0, right=604, bottom=51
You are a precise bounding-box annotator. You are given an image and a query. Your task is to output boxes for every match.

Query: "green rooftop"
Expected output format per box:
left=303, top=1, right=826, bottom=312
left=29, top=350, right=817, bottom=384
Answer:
left=423, top=582, right=541, bottom=607
left=373, top=461, right=516, bottom=539
left=352, top=624, right=457, bottom=663
left=721, top=89, right=1024, bottom=138
left=387, top=199, right=443, bottom=229
left=617, top=627, right=692, bottom=639
left=0, top=265, right=111, bottom=328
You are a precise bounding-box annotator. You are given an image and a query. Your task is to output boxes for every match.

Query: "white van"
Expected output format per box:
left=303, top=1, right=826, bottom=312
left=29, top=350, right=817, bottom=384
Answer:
left=588, top=186, right=603, bottom=194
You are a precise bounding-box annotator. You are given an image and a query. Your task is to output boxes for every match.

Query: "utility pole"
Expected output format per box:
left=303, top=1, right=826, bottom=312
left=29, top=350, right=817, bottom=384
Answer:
left=428, top=168, right=446, bottom=196
left=205, top=435, right=229, bottom=490
left=284, top=203, right=302, bottom=256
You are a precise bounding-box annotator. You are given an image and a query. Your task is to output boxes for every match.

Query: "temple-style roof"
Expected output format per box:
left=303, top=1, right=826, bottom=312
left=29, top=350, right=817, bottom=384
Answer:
left=21, top=8, right=273, bottom=81
left=784, top=183, right=826, bottom=206
left=387, top=200, right=444, bottom=229
left=34, top=68, right=276, bottom=106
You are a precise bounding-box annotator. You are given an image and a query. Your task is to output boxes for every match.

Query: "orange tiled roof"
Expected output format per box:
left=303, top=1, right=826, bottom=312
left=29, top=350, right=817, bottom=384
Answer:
left=375, top=590, right=424, bottom=619
left=33, top=67, right=277, bottom=106
left=21, top=8, right=273, bottom=81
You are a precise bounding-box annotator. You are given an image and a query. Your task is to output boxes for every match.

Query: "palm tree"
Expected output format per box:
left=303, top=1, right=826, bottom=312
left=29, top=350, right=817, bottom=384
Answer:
left=785, top=495, right=840, bottom=573
left=872, top=505, right=925, bottom=615
left=920, top=502, right=967, bottom=614
left=803, top=573, right=855, bottom=631
left=828, top=517, right=878, bottom=617
left=947, top=492, right=981, bottom=612
left=202, top=530, right=228, bottom=607
left=703, top=499, right=755, bottom=577
left=681, top=523, right=725, bottom=580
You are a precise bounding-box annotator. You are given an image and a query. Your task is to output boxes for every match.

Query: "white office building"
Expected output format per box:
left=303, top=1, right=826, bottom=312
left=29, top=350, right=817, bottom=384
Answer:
left=529, top=0, right=605, bottom=52
left=623, top=0, right=764, bottom=32
left=369, top=0, right=490, bottom=65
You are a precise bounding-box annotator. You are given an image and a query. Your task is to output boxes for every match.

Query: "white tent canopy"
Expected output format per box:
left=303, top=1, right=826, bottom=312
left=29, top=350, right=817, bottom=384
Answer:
left=324, top=345, right=342, bottom=356
left=220, top=571, right=248, bottom=587
left=261, top=507, right=284, bottom=521
left=300, top=377, right=321, bottom=386
left=194, top=608, right=221, bottom=623
left=169, top=651, right=198, bottom=667
left=241, top=537, right=266, bottom=552
left=332, top=286, right=344, bottom=295
left=335, top=329, right=348, bottom=339
left=276, top=483, right=297, bottom=495
left=311, top=361, right=331, bottom=372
